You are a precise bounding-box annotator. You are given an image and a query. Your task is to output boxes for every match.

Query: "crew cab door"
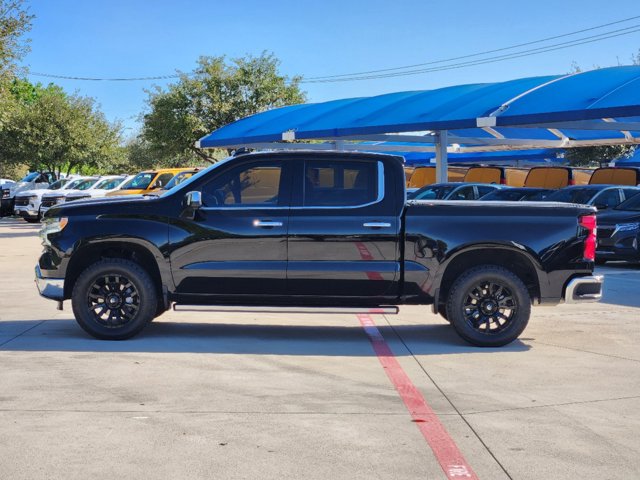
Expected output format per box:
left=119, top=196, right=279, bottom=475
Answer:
left=287, top=157, right=401, bottom=298
left=169, top=158, right=291, bottom=296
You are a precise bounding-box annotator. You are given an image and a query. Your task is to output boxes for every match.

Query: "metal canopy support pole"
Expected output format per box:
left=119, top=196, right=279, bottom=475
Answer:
left=435, top=130, right=448, bottom=184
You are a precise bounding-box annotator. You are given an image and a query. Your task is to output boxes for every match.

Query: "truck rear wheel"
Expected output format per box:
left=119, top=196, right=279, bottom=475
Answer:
left=71, top=259, right=157, bottom=340
left=445, top=265, right=530, bottom=347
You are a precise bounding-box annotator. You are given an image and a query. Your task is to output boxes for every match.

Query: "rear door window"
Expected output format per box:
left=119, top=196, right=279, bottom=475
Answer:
left=622, top=189, right=640, bottom=201
left=593, top=189, right=622, bottom=208
left=450, top=185, right=476, bottom=200
left=476, top=186, right=496, bottom=197
left=304, top=160, right=378, bottom=207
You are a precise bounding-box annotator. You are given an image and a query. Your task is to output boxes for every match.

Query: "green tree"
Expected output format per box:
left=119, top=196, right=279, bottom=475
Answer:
left=565, top=145, right=635, bottom=167
left=141, top=52, right=305, bottom=164
left=0, top=85, right=123, bottom=176
left=0, top=0, right=33, bottom=129
left=0, top=0, right=33, bottom=78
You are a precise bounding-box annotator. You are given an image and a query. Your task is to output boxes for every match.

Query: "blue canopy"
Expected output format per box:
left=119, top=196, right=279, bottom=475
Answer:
left=198, top=66, right=640, bottom=153
left=401, top=149, right=564, bottom=166
left=613, top=148, right=640, bottom=167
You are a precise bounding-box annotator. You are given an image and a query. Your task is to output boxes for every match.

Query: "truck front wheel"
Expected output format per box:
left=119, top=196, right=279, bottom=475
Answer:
left=71, top=259, right=157, bottom=340
left=445, top=265, right=531, bottom=347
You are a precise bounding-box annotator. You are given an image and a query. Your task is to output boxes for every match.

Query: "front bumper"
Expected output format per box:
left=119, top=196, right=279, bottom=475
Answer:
left=564, top=275, right=603, bottom=304
left=0, top=197, right=14, bottom=215
left=14, top=205, right=39, bottom=219
left=35, top=265, right=64, bottom=300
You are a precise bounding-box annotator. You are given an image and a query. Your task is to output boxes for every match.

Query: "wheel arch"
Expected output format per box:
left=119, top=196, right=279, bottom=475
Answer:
left=434, top=244, right=543, bottom=312
left=64, top=239, right=171, bottom=307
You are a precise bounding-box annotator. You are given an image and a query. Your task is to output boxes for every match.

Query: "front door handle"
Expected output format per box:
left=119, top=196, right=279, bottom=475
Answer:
left=253, top=220, right=283, bottom=228
left=363, top=222, right=392, bottom=228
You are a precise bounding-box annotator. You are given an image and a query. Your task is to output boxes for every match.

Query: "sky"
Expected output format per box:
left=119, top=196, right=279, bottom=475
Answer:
left=20, top=0, right=640, bottom=134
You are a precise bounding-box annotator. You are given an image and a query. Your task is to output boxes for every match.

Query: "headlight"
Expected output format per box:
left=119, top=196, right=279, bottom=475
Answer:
left=613, top=222, right=640, bottom=235
left=39, top=217, right=68, bottom=246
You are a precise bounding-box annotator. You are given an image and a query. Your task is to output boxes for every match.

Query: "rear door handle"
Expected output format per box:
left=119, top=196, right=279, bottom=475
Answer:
left=253, top=220, right=283, bottom=228
left=363, top=222, right=392, bottom=228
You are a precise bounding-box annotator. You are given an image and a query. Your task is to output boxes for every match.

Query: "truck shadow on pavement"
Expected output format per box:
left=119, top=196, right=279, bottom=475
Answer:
left=0, top=319, right=530, bottom=355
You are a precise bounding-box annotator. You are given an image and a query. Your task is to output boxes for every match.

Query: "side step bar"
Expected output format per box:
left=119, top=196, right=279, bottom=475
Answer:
left=172, top=305, right=399, bottom=315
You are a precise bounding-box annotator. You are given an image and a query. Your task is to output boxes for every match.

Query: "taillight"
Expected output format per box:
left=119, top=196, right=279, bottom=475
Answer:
left=569, top=178, right=576, bottom=186
left=579, top=214, right=597, bottom=261
left=500, top=177, right=506, bottom=185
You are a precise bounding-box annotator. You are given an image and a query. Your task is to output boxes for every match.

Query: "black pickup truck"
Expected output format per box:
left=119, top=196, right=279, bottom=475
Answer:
left=35, top=151, right=602, bottom=346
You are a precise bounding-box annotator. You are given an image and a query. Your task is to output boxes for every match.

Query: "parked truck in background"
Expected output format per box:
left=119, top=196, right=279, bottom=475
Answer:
left=35, top=151, right=602, bottom=347
left=1, top=172, right=57, bottom=217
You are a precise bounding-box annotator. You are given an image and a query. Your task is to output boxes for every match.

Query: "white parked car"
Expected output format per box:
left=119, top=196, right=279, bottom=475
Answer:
left=40, top=177, right=99, bottom=217
left=13, top=177, right=80, bottom=222
left=1, top=171, right=57, bottom=216
left=65, top=175, right=131, bottom=202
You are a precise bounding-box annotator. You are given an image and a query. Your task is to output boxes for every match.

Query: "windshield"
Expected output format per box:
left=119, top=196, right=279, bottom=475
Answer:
left=47, top=179, right=68, bottom=190
left=63, top=179, right=85, bottom=189
left=122, top=172, right=156, bottom=190
left=94, top=177, right=125, bottom=190
left=73, top=178, right=99, bottom=190
left=20, top=172, right=40, bottom=183
left=615, top=192, right=640, bottom=211
left=163, top=171, right=196, bottom=190
left=412, top=185, right=456, bottom=200
left=546, top=187, right=602, bottom=204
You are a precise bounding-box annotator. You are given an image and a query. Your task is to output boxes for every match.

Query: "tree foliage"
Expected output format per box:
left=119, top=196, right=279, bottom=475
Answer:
left=0, top=0, right=33, bottom=129
left=0, top=83, right=123, bottom=176
left=565, top=145, right=635, bottom=167
left=0, top=0, right=32, bottom=78
left=141, top=53, right=306, bottom=164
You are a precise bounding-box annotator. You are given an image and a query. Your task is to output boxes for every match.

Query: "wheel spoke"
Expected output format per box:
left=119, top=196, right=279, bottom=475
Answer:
left=462, top=280, right=517, bottom=335
left=87, top=274, right=140, bottom=329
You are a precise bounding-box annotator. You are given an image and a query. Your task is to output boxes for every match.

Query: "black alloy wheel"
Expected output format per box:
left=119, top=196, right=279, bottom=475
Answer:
left=87, top=274, right=140, bottom=328
left=445, top=265, right=531, bottom=347
left=72, top=259, right=157, bottom=340
left=462, top=281, right=516, bottom=334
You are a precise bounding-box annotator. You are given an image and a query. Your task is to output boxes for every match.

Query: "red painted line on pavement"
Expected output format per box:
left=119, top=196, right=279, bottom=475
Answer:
left=358, top=313, right=478, bottom=480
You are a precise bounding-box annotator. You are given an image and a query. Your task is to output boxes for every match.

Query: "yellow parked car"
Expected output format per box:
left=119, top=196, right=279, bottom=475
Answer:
left=106, top=168, right=190, bottom=196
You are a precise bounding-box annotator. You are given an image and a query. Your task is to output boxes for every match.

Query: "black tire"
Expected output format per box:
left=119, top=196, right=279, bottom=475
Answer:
left=71, top=258, right=157, bottom=340
left=445, top=265, right=531, bottom=347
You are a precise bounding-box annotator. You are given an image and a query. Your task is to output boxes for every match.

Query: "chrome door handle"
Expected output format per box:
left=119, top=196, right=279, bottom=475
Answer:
left=253, top=220, right=283, bottom=228
left=363, top=222, right=392, bottom=228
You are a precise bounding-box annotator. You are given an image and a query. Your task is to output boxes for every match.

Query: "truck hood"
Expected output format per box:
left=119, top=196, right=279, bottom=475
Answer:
left=50, top=194, right=155, bottom=212
left=14, top=189, right=48, bottom=198
left=6, top=182, right=36, bottom=195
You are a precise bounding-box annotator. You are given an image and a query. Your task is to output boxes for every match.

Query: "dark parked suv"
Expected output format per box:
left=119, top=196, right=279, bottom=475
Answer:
left=596, top=192, right=640, bottom=264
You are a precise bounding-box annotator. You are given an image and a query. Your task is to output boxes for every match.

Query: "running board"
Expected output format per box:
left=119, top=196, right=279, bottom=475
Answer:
left=172, top=304, right=399, bottom=315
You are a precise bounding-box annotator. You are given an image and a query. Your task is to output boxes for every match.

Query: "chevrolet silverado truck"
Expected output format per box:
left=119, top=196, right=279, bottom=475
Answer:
left=35, top=151, right=603, bottom=347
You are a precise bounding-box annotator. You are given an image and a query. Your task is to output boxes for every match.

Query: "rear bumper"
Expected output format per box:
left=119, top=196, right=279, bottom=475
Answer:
left=564, top=275, right=603, bottom=304
left=35, top=265, right=64, bottom=300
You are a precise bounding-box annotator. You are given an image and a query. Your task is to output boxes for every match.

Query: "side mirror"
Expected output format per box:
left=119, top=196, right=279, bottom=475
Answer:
left=185, top=191, right=202, bottom=208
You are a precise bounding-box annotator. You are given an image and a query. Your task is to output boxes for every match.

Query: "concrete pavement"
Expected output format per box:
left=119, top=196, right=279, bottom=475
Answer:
left=0, top=217, right=639, bottom=479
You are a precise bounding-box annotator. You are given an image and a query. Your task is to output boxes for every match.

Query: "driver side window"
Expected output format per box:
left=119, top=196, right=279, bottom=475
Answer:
left=202, top=162, right=282, bottom=207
